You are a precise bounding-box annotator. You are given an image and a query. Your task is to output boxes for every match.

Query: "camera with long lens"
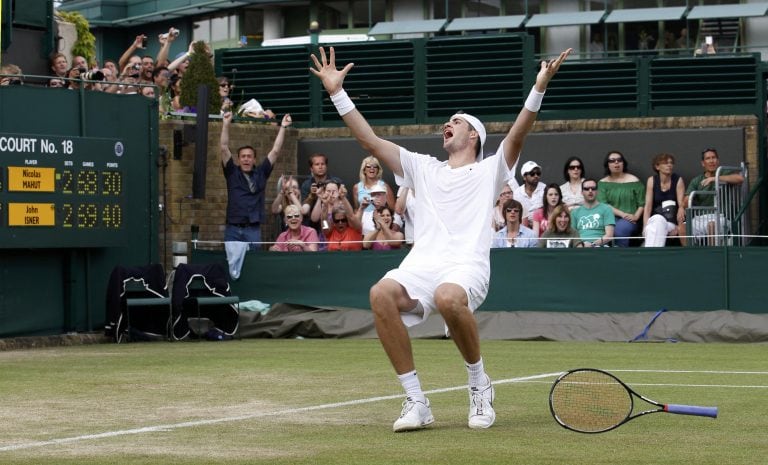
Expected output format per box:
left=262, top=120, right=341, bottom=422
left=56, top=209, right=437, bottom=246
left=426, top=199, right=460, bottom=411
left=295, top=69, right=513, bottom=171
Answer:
left=82, top=70, right=105, bottom=81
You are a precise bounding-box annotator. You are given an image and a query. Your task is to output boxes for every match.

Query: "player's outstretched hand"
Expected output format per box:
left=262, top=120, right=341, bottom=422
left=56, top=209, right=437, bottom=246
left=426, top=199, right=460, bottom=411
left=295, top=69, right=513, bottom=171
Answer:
left=535, top=48, right=572, bottom=91
left=310, top=46, right=354, bottom=95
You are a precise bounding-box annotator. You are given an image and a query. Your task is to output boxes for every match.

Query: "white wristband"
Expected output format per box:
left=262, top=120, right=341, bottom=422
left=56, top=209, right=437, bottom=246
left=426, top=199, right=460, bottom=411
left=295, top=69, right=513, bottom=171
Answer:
left=330, top=88, right=355, bottom=116
left=524, top=86, right=545, bottom=113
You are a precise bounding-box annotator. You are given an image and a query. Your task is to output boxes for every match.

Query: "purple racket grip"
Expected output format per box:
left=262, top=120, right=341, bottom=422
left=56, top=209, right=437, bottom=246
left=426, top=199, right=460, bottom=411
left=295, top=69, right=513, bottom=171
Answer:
left=665, top=404, right=718, bottom=418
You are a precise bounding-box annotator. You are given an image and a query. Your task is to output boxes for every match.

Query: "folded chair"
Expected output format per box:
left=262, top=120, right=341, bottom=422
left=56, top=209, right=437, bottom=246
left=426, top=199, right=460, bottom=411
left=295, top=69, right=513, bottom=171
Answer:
left=104, top=264, right=171, bottom=343
left=171, top=263, right=239, bottom=340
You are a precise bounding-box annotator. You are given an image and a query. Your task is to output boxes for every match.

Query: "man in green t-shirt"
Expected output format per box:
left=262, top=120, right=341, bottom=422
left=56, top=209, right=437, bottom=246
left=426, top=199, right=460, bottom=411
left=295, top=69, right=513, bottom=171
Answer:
left=683, top=148, right=744, bottom=244
left=571, top=179, right=616, bottom=247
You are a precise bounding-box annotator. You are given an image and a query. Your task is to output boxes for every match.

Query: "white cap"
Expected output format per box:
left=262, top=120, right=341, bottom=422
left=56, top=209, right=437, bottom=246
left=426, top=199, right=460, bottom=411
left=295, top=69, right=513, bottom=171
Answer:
left=520, top=161, right=541, bottom=177
left=369, top=184, right=387, bottom=194
left=451, top=113, right=486, bottom=160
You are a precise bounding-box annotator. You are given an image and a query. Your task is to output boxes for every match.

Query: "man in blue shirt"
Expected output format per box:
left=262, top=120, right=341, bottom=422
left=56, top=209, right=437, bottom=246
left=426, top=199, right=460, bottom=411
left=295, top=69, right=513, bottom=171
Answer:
left=220, top=111, right=292, bottom=246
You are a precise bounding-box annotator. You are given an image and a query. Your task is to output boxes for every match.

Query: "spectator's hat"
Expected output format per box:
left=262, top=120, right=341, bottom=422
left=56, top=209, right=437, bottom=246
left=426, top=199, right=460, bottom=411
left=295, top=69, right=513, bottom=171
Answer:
left=369, top=184, right=387, bottom=195
left=520, top=161, right=541, bottom=177
left=451, top=113, right=486, bottom=160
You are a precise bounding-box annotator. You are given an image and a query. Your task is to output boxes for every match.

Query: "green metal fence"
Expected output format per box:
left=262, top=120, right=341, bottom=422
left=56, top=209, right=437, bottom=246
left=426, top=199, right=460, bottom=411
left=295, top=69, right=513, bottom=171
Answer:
left=215, top=33, right=766, bottom=127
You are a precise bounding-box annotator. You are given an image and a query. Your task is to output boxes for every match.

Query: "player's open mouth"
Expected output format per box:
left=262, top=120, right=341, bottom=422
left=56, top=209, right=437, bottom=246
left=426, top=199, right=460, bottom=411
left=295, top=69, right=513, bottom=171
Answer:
left=443, top=129, right=453, bottom=140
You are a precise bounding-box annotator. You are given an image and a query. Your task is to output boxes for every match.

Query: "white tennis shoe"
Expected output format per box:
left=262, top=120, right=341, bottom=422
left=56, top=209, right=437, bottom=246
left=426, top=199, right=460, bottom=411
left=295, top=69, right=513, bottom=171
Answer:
left=468, top=380, right=496, bottom=429
left=393, top=397, right=434, bottom=432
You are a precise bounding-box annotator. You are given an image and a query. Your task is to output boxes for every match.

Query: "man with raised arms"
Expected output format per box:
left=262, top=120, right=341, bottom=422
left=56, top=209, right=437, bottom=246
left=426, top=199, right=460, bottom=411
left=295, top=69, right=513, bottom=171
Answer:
left=310, top=46, right=571, bottom=431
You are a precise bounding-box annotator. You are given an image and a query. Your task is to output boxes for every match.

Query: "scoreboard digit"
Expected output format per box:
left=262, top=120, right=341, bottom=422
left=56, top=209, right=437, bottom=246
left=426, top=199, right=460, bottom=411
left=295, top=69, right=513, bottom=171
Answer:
left=0, top=134, right=129, bottom=248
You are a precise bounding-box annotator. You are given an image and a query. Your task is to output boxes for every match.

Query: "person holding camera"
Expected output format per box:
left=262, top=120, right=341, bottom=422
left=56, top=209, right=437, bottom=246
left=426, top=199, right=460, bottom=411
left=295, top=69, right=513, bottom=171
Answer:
left=299, top=153, right=344, bottom=201
left=118, top=35, right=148, bottom=77
left=220, top=110, right=292, bottom=248
left=356, top=184, right=403, bottom=235
left=155, top=27, right=180, bottom=68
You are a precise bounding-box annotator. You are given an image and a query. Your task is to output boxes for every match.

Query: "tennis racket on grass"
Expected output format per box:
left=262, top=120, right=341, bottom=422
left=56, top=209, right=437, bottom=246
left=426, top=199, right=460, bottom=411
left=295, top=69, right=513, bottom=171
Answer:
left=549, top=368, right=718, bottom=433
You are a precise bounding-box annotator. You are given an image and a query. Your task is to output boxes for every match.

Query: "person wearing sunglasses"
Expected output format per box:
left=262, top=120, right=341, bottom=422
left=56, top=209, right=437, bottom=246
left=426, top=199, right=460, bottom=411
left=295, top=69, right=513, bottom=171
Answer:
left=325, top=207, right=363, bottom=251
left=560, top=156, right=586, bottom=211
left=311, top=45, right=571, bottom=431
left=571, top=179, right=615, bottom=247
left=491, top=199, right=537, bottom=248
left=270, top=205, right=318, bottom=252
left=353, top=156, right=395, bottom=212
left=513, top=160, right=546, bottom=225
left=598, top=151, right=645, bottom=247
left=217, top=76, right=234, bottom=113
left=491, top=184, right=514, bottom=231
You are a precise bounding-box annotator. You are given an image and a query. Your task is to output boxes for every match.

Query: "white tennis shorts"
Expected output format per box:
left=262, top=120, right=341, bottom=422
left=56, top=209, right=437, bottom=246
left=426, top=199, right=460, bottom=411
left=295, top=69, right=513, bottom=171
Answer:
left=382, top=263, right=489, bottom=327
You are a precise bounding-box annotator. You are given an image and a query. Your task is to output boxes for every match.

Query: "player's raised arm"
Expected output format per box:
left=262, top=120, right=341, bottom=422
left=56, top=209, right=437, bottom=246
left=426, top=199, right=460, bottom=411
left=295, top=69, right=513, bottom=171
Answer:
left=502, top=48, right=571, bottom=170
left=310, top=47, right=402, bottom=177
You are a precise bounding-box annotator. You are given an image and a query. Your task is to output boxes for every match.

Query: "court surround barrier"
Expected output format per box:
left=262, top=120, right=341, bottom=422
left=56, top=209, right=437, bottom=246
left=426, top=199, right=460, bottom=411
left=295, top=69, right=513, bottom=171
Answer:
left=191, top=246, right=768, bottom=314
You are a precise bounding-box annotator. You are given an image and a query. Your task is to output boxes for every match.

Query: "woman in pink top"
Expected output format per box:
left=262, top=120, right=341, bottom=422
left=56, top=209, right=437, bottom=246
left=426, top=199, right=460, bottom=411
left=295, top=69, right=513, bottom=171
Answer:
left=270, top=205, right=319, bottom=252
left=363, top=205, right=404, bottom=250
left=532, top=183, right=563, bottom=237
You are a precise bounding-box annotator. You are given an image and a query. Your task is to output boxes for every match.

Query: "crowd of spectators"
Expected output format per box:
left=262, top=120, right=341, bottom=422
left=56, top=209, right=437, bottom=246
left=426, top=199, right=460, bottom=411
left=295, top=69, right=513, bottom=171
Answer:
left=1, top=44, right=741, bottom=252
left=0, top=29, right=276, bottom=120
left=265, top=147, right=742, bottom=252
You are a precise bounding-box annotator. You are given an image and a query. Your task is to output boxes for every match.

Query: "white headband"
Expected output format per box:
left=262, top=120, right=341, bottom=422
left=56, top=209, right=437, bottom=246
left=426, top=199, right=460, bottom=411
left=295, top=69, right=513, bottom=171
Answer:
left=452, top=113, right=486, bottom=160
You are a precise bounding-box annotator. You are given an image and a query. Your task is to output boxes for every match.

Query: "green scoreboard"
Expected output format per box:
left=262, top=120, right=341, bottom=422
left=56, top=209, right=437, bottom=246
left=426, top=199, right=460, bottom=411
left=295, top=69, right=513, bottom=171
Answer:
left=0, top=133, right=128, bottom=247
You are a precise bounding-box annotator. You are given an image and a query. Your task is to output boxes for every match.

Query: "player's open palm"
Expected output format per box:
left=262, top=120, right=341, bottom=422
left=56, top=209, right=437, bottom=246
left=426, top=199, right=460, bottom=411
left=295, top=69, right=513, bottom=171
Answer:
left=535, top=48, right=572, bottom=90
left=310, top=46, right=354, bottom=95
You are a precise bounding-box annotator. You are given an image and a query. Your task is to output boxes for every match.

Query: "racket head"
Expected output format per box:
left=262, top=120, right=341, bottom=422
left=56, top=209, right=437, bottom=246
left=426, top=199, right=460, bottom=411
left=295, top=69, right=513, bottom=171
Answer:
left=549, top=368, right=633, bottom=433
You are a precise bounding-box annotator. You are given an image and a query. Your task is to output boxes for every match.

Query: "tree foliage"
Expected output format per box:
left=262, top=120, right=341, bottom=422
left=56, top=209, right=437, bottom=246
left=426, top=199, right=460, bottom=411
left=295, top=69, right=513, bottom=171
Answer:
left=180, top=41, right=221, bottom=114
left=55, top=11, right=97, bottom=67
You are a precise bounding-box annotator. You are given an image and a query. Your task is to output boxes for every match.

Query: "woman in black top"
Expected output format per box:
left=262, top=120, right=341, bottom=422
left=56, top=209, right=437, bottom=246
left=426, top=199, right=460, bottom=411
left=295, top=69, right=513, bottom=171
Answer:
left=642, top=153, right=686, bottom=247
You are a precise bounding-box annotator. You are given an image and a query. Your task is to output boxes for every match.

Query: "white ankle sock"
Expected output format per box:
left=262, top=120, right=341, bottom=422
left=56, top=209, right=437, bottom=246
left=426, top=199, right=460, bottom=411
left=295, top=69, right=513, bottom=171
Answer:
left=398, top=370, right=425, bottom=403
left=466, top=357, right=488, bottom=387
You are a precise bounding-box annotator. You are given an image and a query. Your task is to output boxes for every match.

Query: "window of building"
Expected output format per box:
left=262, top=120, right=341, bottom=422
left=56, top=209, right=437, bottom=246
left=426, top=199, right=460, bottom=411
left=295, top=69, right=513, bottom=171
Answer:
left=319, top=1, right=386, bottom=30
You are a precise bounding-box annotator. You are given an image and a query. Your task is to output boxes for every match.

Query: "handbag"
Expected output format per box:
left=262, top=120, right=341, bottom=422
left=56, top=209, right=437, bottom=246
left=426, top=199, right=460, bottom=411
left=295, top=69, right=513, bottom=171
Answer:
left=654, top=200, right=678, bottom=224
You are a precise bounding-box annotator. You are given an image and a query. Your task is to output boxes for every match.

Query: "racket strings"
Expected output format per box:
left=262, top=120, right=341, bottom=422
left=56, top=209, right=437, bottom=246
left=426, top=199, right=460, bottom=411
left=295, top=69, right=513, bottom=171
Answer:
left=550, top=370, right=632, bottom=433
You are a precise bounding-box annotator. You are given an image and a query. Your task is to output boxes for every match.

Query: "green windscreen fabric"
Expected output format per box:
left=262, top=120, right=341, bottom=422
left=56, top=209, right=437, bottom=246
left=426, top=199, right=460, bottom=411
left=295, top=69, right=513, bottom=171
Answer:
left=192, top=247, right=768, bottom=314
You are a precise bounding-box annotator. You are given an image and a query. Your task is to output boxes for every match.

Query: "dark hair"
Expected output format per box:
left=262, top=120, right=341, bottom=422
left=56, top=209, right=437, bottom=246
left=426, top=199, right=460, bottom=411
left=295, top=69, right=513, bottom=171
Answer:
left=651, top=153, right=675, bottom=173
left=541, top=183, right=563, bottom=214
left=701, top=148, right=719, bottom=159
left=308, top=153, right=328, bottom=166
left=501, top=198, right=523, bottom=221
left=372, top=205, right=395, bottom=230
left=152, top=66, right=169, bottom=79
left=603, top=150, right=627, bottom=176
left=581, top=178, right=598, bottom=189
left=455, top=110, right=482, bottom=156
left=562, top=156, right=586, bottom=181
left=237, top=145, right=256, bottom=157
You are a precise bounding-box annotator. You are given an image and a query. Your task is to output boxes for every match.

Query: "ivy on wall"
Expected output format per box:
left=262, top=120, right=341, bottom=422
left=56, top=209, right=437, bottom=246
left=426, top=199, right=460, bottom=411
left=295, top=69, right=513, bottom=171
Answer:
left=55, top=10, right=97, bottom=67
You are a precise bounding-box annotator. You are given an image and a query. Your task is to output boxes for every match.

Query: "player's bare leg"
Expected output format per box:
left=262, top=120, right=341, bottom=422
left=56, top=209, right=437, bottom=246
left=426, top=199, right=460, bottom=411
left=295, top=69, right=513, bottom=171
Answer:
left=370, top=279, right=434, bottom=431
left=434, top=283, right=495, bottom=429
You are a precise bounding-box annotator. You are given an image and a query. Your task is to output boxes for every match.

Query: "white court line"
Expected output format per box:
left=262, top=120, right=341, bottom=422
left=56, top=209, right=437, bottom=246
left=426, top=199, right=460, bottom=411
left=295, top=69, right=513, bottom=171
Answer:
left=609, top=369, right=768, bottom=375
left=0, top=372, right=560, bottom=453
left=516, top=380, right=768, bottom=389
left=2, top=369, right=765, bottom=453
